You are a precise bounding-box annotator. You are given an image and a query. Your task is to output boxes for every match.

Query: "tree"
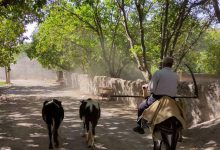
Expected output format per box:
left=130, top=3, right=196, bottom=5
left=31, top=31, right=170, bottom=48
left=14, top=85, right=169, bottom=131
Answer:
left=156, top=0, right=214, bottom=71
left=0, top=0, right=47, bottom=22
left=186, top=29, right=220, bottom=74
left=26, top=5, right=98, bottom=74
left=212, top=0, right=220, bottom=22
left=0, top=16, right=25, bottom=83
left=0, top=0, right=47, bottom=83
left=116, top=0, right=215, bottom=80
left=60, top=0, right=132, bottom=77
left=203, top=30, right=220, bottom=74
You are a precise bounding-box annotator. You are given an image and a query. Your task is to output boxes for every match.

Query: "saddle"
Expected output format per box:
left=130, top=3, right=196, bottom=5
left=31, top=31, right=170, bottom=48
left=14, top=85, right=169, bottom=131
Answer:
left=141, top=96, right=186, bottom=132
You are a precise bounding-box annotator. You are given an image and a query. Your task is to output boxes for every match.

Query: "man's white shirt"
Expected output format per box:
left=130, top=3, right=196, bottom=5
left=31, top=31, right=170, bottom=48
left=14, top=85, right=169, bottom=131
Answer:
left=148, top=67, right=178, bottom=97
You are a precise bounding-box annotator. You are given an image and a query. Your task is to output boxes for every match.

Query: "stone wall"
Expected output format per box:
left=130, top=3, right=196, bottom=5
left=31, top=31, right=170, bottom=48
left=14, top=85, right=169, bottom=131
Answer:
left=179, top=72, right=220, bottom=83
left=182, top=81, right=220, bottom=126
left=69, top=73, right=220, bottom=126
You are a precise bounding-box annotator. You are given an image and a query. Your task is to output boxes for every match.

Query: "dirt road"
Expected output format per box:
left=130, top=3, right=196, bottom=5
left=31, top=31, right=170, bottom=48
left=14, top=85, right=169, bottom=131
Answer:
left=0, top=80, right=220, bottom=150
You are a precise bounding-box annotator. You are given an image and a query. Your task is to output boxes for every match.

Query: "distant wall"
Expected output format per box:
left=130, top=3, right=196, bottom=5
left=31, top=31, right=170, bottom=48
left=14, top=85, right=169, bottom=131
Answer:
left=179, top=72, right=220, bottom=83
left=69, top=73, right=220, bottom=127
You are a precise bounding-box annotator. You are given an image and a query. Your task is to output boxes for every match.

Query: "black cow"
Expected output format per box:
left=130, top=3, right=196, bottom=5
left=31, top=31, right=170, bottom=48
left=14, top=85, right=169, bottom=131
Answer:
left=79, top=98, right=101, bottom=148
left=42, top=99, right=64, bottom=149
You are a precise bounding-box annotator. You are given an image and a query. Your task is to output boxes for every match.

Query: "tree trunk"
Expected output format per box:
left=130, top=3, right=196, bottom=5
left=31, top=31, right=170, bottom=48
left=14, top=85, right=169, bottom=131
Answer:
left=64, top=71, right=72, bottom=87
left=5, top=66, right=11, bottom=84
left=212, top=0, right=220, bottom=22
left=56, top=71, right=64, bottom=82
left=117, top=0, right=151, bottom=81
left=141, top=71, right=150, bottom=81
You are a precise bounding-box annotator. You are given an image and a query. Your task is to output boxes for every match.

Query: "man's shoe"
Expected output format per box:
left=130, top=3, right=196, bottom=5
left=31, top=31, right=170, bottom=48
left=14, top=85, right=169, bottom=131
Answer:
left=133, top=126, right=145, bottom=134
left=141, top=119, right=149, bottom=129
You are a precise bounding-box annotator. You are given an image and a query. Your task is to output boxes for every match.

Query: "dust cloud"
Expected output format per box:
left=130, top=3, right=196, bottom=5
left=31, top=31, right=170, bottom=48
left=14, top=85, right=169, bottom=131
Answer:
left=0, top=53, right=56, bottom=81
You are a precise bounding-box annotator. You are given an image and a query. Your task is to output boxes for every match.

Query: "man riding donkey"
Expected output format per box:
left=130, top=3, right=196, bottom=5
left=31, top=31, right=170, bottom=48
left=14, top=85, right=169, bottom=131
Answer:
left=133, top=57, right=186, bottom=135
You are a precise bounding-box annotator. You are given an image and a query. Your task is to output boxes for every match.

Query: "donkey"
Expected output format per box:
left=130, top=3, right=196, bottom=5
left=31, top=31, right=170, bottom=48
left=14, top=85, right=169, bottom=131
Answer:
left=153, top=116, right=182, bottom=150
left=79, top=98, right=101, bottom=148
left=141, top=96, right=185, bottom=150
left=42, top=99, right=64, bottom=149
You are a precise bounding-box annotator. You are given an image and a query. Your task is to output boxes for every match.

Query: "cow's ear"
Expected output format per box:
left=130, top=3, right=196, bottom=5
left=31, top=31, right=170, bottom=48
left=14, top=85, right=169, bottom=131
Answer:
left=43, top=100, right=49, bottom=106
left=57, top=101, right=62, bottom=106
left=53, top=99, right=58, bottom=103
left=53, top=99, right=62, bottom=106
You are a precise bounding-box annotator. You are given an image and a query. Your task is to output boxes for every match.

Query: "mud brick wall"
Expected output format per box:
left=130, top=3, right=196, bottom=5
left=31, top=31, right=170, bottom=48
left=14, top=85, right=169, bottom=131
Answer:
left=69, top=73, right=220, bottom=126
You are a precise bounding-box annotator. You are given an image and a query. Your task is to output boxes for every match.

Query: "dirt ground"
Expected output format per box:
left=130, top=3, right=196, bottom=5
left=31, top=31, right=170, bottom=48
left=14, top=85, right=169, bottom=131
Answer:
left=0, top=80, right=220, bottom=150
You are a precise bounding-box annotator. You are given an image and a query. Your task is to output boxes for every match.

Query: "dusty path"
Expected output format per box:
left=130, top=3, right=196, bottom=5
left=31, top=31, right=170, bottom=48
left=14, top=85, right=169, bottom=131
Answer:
left=0, top=80, right=220, bottom=150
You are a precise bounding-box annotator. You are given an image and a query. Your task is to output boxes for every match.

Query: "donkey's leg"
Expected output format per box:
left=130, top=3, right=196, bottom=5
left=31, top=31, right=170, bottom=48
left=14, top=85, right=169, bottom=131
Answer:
left=170, top=130, right=180, bottom=150
left=161, top=132, right=179, bottom=150
left=47, top=124, right=53, bottom=149
left=153, top=139, right=162, bottom=150
left=178, top=128, right=183, bottom=142
left=160, top=132, right=172, bottom=150
left=153, top=129, right=163, bottom=150
left=154, top=140, right=161, bottom=150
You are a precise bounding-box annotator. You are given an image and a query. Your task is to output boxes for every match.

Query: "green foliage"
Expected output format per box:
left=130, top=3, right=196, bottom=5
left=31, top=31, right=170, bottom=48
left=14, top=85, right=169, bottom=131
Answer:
left=185, top=29, right=220, bottom=74
left=2, top=0, right=216, bottom=79
left=116, top=0, right=214, bottom=78
left=70, top=0, right=132, bottom=76
left=201, top=30, right=220, bottom=74
left=25, top=0, right=132, bottom=77
left=0, top=0, right=47, bottom=23
left=0, top=16, right=25, bottom=67
left=0, top=81, right=6, bottom=86
left=26, top=4, right=98, bottom=72
left=0, top=0, right=47, bottom=70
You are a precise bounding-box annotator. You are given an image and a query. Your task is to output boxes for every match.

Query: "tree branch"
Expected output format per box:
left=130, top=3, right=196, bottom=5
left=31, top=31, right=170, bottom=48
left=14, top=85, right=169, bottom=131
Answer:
left=212, top=0, right=220, bottom=22
left=62, top=6, right=98, bottom=33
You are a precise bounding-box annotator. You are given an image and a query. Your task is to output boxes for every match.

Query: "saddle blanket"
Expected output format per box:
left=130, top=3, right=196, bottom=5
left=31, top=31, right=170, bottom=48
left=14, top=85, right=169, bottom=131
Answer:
left=141, top=96, right=186, bottom=132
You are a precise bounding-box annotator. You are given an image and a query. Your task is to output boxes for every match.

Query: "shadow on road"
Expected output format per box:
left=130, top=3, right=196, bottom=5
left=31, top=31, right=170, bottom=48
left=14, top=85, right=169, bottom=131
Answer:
left=0, top=96, right=153, bottom=150
left=1, top=84, right=69, bottom=96
left=1, top=80, right=220, bottom=150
